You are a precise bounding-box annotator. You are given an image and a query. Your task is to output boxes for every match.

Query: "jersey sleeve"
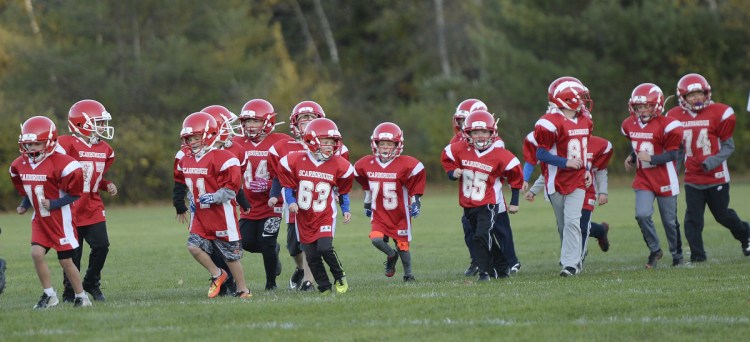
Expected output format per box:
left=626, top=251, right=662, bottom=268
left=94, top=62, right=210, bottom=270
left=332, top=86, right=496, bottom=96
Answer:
left=217, top=156, right=242, bottom=192
left=277, top=155, right=297, bottom=188
left=9, top=163, right=26, bottom=196
left=60, top=159, right=84, bottom=197
left=502, top=154, right=524, bottom=189
left=440, top=144, right=459, bottom=172
left=716, top=107, right=736, bottom=142
left=533, top=118, right=557, bottom=150
left=591, top=139, right=613, bottom=171
left=336, top=162, right=355, bottom=195
left=406, top=159, right=426, bottom=196
left=522, top=132, right=538, bottom=165
left=663, top=118, right=684, bottom=152
left=174, top=150, right=186, bottom=184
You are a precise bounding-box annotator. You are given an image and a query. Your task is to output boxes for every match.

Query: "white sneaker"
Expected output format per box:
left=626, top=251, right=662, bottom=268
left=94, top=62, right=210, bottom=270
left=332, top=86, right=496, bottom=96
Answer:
left=73, top=295, right=93, bottom=307
left=34, top=293, right=59, bottom=309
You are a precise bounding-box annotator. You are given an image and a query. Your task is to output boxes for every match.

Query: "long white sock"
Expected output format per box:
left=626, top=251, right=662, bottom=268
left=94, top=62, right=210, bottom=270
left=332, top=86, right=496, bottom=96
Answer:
left=44, top=287, right=56, bottom=296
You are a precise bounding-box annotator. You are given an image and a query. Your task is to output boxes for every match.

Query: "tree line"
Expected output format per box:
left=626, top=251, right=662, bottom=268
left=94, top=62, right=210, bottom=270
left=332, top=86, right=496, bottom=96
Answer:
left=0, top=0, right=748, bottom=210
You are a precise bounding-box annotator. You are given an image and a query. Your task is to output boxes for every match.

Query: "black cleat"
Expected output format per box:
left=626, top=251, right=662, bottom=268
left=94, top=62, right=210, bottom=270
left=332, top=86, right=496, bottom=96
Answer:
left=477, top=272, right=491, bottom=282
left=83, top=283, right=106, bottom=302
left=464, top=263, right=479, bottom=277
left=645, top=249, right=663, bottom=269
left=299, top=280, right=314, bottom=291
left=598, top=222, right=610, bottom=252
left=403, top=274, right=415, bottom=282
left=384, top=253, right=398, bottom=277
left=560, top=267, right=577, bottom=277
left=289, top=268, right=304, bottom=289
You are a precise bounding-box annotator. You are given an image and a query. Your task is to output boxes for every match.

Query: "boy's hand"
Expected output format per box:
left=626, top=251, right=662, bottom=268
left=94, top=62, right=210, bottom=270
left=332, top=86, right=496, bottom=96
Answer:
left=106, top=183, right=118, bottom=196
left=343, top=212, right=351, bottom=223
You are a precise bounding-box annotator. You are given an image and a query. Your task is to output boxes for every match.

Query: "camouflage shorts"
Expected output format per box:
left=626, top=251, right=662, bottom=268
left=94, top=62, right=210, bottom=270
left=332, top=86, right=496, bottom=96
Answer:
left=187, top=233, right=243, bottom=261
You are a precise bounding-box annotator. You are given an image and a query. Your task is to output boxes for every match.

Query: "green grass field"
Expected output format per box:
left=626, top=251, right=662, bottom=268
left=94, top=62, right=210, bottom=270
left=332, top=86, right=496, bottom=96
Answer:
left=1, top=183, right=750, bottom=341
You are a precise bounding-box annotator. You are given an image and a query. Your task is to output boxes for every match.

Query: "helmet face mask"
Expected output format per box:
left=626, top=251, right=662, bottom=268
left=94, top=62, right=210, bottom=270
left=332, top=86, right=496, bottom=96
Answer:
left=303, top=118, right=342, bottom=162
left=202, top=105, right=239, bottom=145
left=68, top=99, right=114, bottom=144
left=180, top=112, right=219, bottom=157
left=462, top=110, right=498, bottom=150
left=238, top=99, right=276, bottom=141
left=370, top=122, right=404, bottom=163
left=677, top=73, right=711, bottom=112
left=291, top=101, right=326, bottom=138
left=629, top=83, right=665, bottom=124
left=19, top=116, right=58, bottom=163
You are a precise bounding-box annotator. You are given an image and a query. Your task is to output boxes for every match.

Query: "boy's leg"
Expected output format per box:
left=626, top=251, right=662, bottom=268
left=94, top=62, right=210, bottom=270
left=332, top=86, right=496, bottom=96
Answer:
left=32, top=245, right=53, bottom=289
left=82, top=222, right=110, bottom=300
left=580, top=209, right=592, bottom=262
left=371, top=231, right=398, bottom=277
left=705, top=183, right=750, bottom=248
left=490, top=212, right=510, bottom=277
left=656, top=195, right=683, bottom=262
left=683, top=185, right=707, bottom=261
left=62, top=226, right=86, bottom=301
left=396, top=240, right=412, bottom=279
left=317, top=237, right=345, bottom=280
left=259, top=217, right=281, bottom=290
left=461, top=214, right=478, bottom=275
left=302, top=241, right=331, bottom=292
left=471, top=205, right=495, bottom=276
left=214, top=239, right=249, bottom=295
left=59, top=257, right=84, bottom=294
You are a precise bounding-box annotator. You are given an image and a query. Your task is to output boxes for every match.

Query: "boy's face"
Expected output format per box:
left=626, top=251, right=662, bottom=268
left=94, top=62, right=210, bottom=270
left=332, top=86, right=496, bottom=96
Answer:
left=685, top=91, right=707, bottom=106
left=470, top=129, right=492, bottom=149
left=242, top=117, right=265, bottom=136
left=296, top=114, right=317, bottom=133
left=22, top=141, right=45, bottom=153
left=633, top=103, right=657, bottom=122
left=319, top=137, right=336, bottom=155
left=376, top=140, right=397, bottom=161
left=186, top=134, right=203, bottom=152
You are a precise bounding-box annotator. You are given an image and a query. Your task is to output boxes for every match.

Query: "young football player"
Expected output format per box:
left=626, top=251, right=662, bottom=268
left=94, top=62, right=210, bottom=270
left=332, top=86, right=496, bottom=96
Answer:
left=176, top=112, right=251, bottom=298
left=267, top=100, right=350, bottom=291
left=233, top=99, right=293, bottom=290
left=666, top=73, right=750, bottom=262
left=354, top=122, right=426, bottom=282
left=533, top=77, right=593, bottom=276
left=441, top=110, right=523, bottom=281
left=173, top=105, right=249, bottom=296
left=622, top=83, right=684, bottom=268
left=277, top=118, right=354, bottom=294
left=10, top=116, right=92, bottom=308
left=56, top=99, right=116, bottom=302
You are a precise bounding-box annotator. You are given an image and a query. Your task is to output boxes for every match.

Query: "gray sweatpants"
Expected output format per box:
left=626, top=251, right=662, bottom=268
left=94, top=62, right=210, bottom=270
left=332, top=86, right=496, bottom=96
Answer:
left=548, top=189, right=585, bottom=271
left=634, top=190, right=682, bottom=260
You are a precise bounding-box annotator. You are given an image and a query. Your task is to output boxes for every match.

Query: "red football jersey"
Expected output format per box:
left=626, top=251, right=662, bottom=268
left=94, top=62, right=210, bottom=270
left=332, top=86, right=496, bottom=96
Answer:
left=441, top=140, right=523, bottom=210
left=10, top=153, right=84, bottom=251
left=666, top=103, right=736, bottom=185
left=533, top=109, right=593, bottom=195
left=177, top=149, right=242, bottom=241
left=268, top=139, right=350, bottom=224
left=236, top=133, right=293, bottom=220
left=583, top=136, right=613, bottom=211
left=277, top=152, right=354, bottom=244
left=353, top=155, right=426, bottom=241
left=621, top=115, right=683, bottom=197
left=55, top=135, right=115, bottom=226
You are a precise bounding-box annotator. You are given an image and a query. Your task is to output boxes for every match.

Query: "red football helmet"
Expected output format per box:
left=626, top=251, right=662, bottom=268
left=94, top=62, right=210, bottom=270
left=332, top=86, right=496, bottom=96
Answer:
left=290, top=100, right=326, bottom=137
left=628, top=83, right=665, bottom=123
left=238, top=99, right=277, bottom=140
left=68, top=99, right=114, bottom=143
left=462, top=110, right=498, bottom=150
left=180, top=112, right=219, bottom=156
left=453, top=99, right=487, bottom=134
left=548, top=77, right=588, bottom=113
left=677, top=73, right=712, bottom=112
left=19, top=116, right=58, bottom=163
left=303, top=118, right=342, bottom=161
left=201, top=105, right=239, bottom=145
left=370, top=122, right=404, bottom=162
left=547, top=77, right=593, bottom=113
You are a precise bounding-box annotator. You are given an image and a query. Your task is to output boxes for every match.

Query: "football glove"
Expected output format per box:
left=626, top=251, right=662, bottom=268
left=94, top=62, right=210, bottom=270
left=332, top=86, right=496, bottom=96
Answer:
left=248, top=179, right=272, bottom=193
left=409, top=201, right=421, bottom=218
left=364, top=202, right=372, bottom=218
left=199, top=193, right=215, bottom=204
